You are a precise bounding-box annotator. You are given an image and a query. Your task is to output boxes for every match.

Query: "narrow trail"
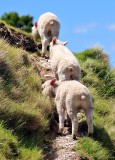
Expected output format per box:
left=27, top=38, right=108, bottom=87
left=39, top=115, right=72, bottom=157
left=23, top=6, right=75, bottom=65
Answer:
left=0, top=22, right=80, bottom=160
left=46, top=133, right=79, bottom=160
left=31, top=56, right=80, bottom=160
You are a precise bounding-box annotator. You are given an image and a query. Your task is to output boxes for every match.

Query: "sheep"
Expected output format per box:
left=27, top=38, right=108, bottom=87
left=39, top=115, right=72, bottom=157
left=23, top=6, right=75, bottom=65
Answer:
left=42, top=79, right=94, bottom=139
left=49, top=37, right=81, bottom=81
left=31, top=22, right=40, bottom=41
left=36, top=12, right=60, bottom=56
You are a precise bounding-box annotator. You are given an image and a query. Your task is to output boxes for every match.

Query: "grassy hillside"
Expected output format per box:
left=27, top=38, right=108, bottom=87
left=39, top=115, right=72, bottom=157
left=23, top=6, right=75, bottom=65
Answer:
left=0, top=21, right=55, bottom=159
left=73, top=48, right=115, bottom=160
left=0, top=21, right=115, bottom=160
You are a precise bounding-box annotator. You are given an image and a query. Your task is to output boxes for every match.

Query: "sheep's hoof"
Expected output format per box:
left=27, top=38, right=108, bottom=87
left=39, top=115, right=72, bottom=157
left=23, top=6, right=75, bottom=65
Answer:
left=58, top=132, right=63, bottom=136
left=58, top=128, right=64, bottom=136
left=88, top=133, right=93, bottom=138
left=72, top=134, right=77, bottom=140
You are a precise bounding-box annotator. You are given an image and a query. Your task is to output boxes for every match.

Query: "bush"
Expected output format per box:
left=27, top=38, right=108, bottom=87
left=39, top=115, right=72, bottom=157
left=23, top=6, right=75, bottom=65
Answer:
left=75, top=46, right=109, bottom=64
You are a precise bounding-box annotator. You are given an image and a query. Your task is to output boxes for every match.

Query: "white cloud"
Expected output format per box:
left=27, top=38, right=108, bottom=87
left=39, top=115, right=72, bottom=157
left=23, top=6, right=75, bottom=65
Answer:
left=75, top=22, right=97, bottom=33
left=107, top=24, right=115, bottom=31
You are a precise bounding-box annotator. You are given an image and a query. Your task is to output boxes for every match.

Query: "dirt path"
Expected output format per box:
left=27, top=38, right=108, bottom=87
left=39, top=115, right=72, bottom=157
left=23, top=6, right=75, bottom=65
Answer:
left=46, top=133, right=79, bottom=160
left=31, top=56, right=80, bottom=160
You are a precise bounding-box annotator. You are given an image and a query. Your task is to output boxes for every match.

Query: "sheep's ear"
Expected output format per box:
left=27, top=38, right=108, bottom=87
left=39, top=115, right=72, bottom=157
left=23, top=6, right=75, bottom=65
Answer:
left=52, top=37, right=57, bottom=45
left=63, top=41, right=68, bottom=45
left=50, top=78, right=56, bottom=85
left=34, top=22, right=37, bottom=27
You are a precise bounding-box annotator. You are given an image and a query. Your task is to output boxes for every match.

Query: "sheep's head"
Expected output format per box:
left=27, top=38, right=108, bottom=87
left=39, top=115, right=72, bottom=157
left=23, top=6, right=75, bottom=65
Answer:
left=34, top=22, right=38, bottom=28
left=50, top=37, right=68, bottom=47
left=31, top=22, right=39, bottom=40
left=42, top=78, right=58, bottom=98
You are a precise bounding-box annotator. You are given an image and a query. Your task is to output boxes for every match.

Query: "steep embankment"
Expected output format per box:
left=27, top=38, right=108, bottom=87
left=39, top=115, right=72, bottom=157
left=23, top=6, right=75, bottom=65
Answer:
left=74, top=49, right=115, bottom=160
left=0, top=21, right=115, bottom=160
left=0, top=21, right=56, bottom=160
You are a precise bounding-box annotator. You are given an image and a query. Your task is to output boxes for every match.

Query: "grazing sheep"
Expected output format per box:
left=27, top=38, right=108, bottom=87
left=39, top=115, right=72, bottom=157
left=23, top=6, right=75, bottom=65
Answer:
left=36, top=12, right=60, bottom=55
left=31, top=22, right=40, bottom=41
left=42, top=79, right=94, bottom=139
left=50, top=37, right=81, bottom=81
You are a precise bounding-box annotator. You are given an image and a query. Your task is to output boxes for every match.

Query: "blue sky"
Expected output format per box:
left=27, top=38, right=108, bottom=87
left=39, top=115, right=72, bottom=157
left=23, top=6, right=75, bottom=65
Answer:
left=0, top=0, right=115, bottom=68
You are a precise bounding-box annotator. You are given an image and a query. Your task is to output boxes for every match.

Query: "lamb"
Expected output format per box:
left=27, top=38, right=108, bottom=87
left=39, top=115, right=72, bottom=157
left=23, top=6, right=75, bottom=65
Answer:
left=31, top=22, right=40, bottom=41
left=35, top=12, right=60, bottom=56
left=42, top=79, right=94, bottom=139
left=49, top=37, right=81, bottom=81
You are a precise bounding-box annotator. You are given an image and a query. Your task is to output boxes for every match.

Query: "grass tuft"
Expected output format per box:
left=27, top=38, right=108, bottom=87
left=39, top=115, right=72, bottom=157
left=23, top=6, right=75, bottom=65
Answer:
left=73, top=137, right=112, bottom=160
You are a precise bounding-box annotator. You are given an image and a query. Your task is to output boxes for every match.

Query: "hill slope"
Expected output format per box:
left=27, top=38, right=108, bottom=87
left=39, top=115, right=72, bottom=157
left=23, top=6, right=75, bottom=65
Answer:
left=0, top=21, right=115, bottom=160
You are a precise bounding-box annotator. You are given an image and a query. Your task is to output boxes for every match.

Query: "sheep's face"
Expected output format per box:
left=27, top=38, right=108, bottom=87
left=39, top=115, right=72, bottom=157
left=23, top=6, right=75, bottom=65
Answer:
left=50, top=37, right=68, bottom=47
left=31, top=22, right=37, bottom=32
left=31, top=26, right=36, bottom=32
left=42, top=79, right=57, bottom=97
left=42, top=80, right=52, bottom=97
left=31, top=25, right=39, bottom=40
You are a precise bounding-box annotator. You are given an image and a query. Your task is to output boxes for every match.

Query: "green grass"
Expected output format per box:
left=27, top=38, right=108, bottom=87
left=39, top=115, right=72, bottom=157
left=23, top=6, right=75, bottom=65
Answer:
left=0, top=122, right=44, bottom=160
left=0, top=21, right=115, bottom=160
left=0, top=38, right=55, bottom=159
left=74, top=47, right=115, bottom=160
left=73, top=137, right=111, bottom=160
left=75, top=48, right=115, bottom=98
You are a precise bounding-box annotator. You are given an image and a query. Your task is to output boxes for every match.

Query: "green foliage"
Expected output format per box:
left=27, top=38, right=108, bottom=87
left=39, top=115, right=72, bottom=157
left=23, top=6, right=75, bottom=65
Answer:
left=1, top=12, right=19, bottom=27
left=74, top=47, right=115, bottom=159
left=0, top=122, right=44, bottom=160
left=1, top=12, right=33, bottom=32
left=73, top=137, right=111, bottom=160
left=0, top=39, right=54, bottom=159
left=75, top=47, right=115, bottom=97
left=75, top=46, right=109, bottom=63
left=0, top=122, right=19, bottom=159
left=74, top=87, right=115, bottom=159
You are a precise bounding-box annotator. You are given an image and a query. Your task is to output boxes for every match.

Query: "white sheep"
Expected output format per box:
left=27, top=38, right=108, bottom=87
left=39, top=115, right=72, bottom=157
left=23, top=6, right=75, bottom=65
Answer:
left=31, top=22, right=40, bottom=41
left=36, top=12, right=60, bottom=56
left=42, top=79, right=94, bottom=139
left=49, top=37, right=81, bottom=81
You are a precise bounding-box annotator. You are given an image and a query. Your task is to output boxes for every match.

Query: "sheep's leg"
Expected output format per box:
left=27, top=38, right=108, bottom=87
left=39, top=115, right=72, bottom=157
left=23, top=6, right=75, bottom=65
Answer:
left=71, top=114, right=78, bottom=139
left=85, top=108, right=94, bottom=136
left=56, top=104, right=65, bottom=135
left=42, top=38, right=49, bottom=55
left=65, top=111, right=71, bottom=127
left=67, top=110, right=78, bottom=139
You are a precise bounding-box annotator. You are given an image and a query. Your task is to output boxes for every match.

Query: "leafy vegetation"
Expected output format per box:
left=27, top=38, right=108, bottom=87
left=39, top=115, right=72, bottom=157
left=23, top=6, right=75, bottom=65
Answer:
left=0, top=12, right=33, bottom=32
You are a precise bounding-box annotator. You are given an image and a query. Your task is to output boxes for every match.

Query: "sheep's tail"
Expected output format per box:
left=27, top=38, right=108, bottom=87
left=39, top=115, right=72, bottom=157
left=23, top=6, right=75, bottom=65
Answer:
left=81, top=95, right=86, bottom=100
left=50, top=21, right=54, bottom=26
